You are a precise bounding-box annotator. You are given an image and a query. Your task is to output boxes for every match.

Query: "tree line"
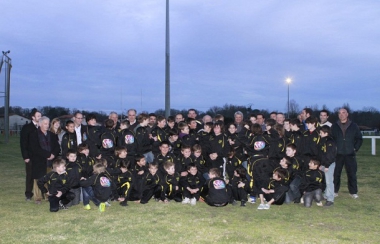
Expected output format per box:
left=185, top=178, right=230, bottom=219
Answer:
left=1, top=102, right=379, bottom=129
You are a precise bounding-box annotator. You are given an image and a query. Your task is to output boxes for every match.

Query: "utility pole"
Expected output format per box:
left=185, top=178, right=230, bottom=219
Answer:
left=165, top=0, right=170, bottom=118
left=0, top=51, right=11, bottom=143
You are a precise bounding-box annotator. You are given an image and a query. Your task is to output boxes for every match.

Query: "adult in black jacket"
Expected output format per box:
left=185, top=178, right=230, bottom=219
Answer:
left=20, top=108, right=41, bottom=200
left=331, top=108, right=362, bottom=198
left=29, top=116, right=60, bottom=203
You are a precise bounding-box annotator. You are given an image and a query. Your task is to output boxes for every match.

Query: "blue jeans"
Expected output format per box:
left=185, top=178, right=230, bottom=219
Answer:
left=82, top=186, right=101, bottom=206
left=144, top=151, right=154, bottom=163
left=321, top=162, right=335, bottom=202
left=285, top=175, right=301, bottom=203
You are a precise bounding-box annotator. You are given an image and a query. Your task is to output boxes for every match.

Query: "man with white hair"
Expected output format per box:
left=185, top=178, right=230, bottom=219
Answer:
left=234, top=111, right=244, bottom=133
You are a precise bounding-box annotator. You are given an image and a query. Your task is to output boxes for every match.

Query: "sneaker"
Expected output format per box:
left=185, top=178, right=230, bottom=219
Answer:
left=300, top=197, right=304, bottom=204
left=26, top=197, right=32, bottom=202
left=59, top=201, right=68, bottom=210
left=350, top=194, right=359, bottom=199
left=316, top=201, right=323, bottom=207
left=83, top=204, right=91, bottom=210
left=263, top=204, right=270, bottom=210
left=294, top=197, right=300, bottom=204
left=257, top=203, right=266, bottom=210
left=325, top=201, right=334, bottom=207
left=240, top=201, right=246, bottom=207
left=249, top=196, right=256, bottom=204
left=99, top=203, right=106, bottom=212
left=120, top=201, right=128, bottom=207
left=190, top=198, right=197, bottom=206
left=334, top=193, right=339, bottom=197
left=105, top=201, right=111, bottom=207
left=182, top=197, right=190, bottom=204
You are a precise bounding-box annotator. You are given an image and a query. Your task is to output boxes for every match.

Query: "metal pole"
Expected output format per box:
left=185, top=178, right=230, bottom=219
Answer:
left=2, top=51, right=11, bottom=143
left=287, top=83, right=290, bottom=118
left=165, top=0, right=170, bottom=118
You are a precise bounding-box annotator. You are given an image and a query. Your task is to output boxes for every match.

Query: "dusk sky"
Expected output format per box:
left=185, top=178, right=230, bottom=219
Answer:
left=1, top=1, right=379, bottom=115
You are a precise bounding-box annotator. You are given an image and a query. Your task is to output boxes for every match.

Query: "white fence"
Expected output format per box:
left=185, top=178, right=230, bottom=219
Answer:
left=363, top=136, right=380, bottom=155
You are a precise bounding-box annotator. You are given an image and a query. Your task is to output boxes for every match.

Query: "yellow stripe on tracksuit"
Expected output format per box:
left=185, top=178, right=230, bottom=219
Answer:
left=121, top=182, right=131, bottom=196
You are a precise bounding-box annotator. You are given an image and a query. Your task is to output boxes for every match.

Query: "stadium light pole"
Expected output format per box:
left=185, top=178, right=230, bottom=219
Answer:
left=165, top=0, right=170, bottom=118
left=286, top=78, right=291, bottom=118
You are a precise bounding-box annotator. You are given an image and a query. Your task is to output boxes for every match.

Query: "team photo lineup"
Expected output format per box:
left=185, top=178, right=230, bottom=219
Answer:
left=20, top=107, right=363, bottom=212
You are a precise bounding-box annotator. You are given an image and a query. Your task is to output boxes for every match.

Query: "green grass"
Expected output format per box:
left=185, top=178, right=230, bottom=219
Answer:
left=0, top=135, right=379, bottom=243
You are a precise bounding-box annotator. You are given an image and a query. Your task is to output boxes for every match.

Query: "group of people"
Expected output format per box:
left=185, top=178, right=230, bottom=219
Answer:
left=20, top=107, right=363, bottom=212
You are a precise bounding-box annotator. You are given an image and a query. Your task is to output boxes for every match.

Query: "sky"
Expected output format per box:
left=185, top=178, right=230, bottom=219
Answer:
left=1, top=0, right=379, bottom=115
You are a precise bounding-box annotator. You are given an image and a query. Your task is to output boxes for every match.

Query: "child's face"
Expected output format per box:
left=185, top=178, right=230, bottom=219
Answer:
left=138, top=158, right=147, bottom=166
left=213, top=125, right=221, bottom=135
left=284, top=121, right=290, bottom=130
left=266, top=124, right=272, bottom=131
left=309, top=161, right=318, bottom=170
left=160, top=144, right=170, bottom=155
left=279, top=158, right=288, bottom=168
left=209, top=153, right=218, bottom=160
left=67, top=153, right=77, bottom=162
left=142, top=118, right=149, bottom=126
left=228, top=125, right=237, bottom=134
left=181, top=126, right=189, bottom=134
left=120, top=124, right=127, bottom=130
left=193, top=150, right=202, bottom=158
left=181, top=148, right=191, bottom=158
left=306, top=123, right=315, bottom=131
left=158, top=120, right=166, bottom=128
left=204, top=125, right=211, bottom=132
left=188, top=167, right=198, bottom=176
left=56, top=164, right=66, bottom=174
left=273, top=172, right=281, bottom=181
left=88, top=118, right=97, bottom=126
left=290, top=124, right=298, bottom=131
left=234, top=170, right=239, bottom=177
left=250, top=117, right=257, bottom=124
left=119, top=150, right=127, bottom=158
left=168, top=121, right=175, bottom=128
left=170, top=134, right=178, bottom=141
left=189, top=121, right=197, bottom=130
left=286, top=147, right=296, bottom=157
left=81, top=148, right=90, bottom=156
left=208, top=172, right=216, bottom=179
left=319, top=131, right=328, bottom=138
left=165, top=165, right=175, bottom=175
left=53, top=121, right=60, bottom=130
left=149, top=166, right=158, bottom=175
left=66, top=123, right=75, bottom=133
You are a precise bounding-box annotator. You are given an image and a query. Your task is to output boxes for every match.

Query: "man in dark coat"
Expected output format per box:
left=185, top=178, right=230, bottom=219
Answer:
left=29, top=116, right=60, bottom=204
left=20, top=108, right=41, bottom=201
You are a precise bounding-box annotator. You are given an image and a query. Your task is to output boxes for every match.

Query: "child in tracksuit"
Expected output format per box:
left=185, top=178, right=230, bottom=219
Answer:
left=230, top=166, right=250, bottom=207
left=117, top=160, right=133, bottom=206
left=160, top=160, right=182, bottom=203
left=139, top=163, right=162, bottom=204
left=37, top=158, right=75, bottom=212
left=181, top=164, right=205, bottom=206
left=300, top=158, right=326, bottom=208
left=65, top=149, right=83, bottom=207
left=201, top=168, right=231, bottom=207
left=80, top=163, right=114, bottom=212
left=257, top=168, right=289, bottom=210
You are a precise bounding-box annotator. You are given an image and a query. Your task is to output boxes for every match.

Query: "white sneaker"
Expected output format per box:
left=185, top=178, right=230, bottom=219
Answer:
left=190, top=198, right=196, bottom=206
left=300, top=197, right=304, bottom=204
left=316, top=201, right=323, bottom=207
left=350, top=194, right=359, bottom=199
left=182, top=197, right=190, bottom=204
left=257, top=203, right=265, bottom=210
left=263, top=204, right=270, bottom=210
left=105, top=201, right=111, bottom=207
left=334, top=193, right=339, bottom=197
left=249, top=196, right=256, bottom=204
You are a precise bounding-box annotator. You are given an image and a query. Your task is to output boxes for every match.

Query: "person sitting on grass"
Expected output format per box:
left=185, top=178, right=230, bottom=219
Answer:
left=200, top=168, right=231, bottom=207
left=139, top=162, right=162, bottom=204
left=117, top=160, right=133, bottom=207
left=37, top=158, right=75, bottom=212
left=80, top=163, right=114, bottom=212
left=230, top=166, right=250, bottom=207
left=181, top=163, right=205, bottom=206
left=160, top=160, right=182, bottom=203
left=257, top=168, right=289, bottom=210
left=299, top=158, right=326, bottom=208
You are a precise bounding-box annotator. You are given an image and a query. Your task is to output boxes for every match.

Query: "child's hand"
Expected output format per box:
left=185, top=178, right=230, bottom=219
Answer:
left=225, top=179, right=229, bottom=184
left=80, top=177, right=86, bottom=180
left=138, top=170, right=144, bottom=175
left=175, top=186, right=179, bottom=190
left=153, top=136, right=157, bottom=141
left=181, top=171, right=188, bottom=177
left=121, top=167, right=127, bottom=173
left=56, top=191, right=62, bottom=197
left=96, top=155, right=102, bottom=159
left=238, top=182, right=245, bottom=188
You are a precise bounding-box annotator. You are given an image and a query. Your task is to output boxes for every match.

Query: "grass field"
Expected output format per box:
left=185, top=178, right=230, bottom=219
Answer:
left=0, top=135, right=379, bottom=243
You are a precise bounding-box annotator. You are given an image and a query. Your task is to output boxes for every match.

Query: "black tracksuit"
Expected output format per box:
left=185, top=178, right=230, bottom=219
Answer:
left=201, top=177, right=230, bottom=207
left=61, top=132, right=78, bottom=157
left=230, top=176, right=250, bottom=202
left=160, top=172, right=182, bottom=202
left=140, top=172, right=162, bottom=204
left=80, top=172, right=112, bottom=202
left=37, top=171, right=74, bottom=212
left=181, top=172, right=205, bottom=200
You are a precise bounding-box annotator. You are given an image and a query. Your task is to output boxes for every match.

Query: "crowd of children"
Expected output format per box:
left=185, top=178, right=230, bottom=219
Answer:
left=36, top=111, right=337, bottom=212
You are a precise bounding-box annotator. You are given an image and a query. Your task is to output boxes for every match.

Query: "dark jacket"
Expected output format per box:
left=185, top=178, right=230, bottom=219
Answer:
left=318, top=136, right=337, bottom=168
left=37, top=171, right=71, bottom=195
left=20, top=122, right=38, bottom=160
left=331, top=120, right=362, bottom=155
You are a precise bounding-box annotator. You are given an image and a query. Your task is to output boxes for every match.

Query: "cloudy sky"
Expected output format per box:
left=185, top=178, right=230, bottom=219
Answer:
left=1, top=0, right=379, bottom=114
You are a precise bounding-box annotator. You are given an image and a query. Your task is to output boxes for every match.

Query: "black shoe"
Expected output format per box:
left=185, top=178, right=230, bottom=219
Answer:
left=120, top=201, right=128, bottom=206
left=325, top=201, right=334, bottom=207
left=240, top=201, right=246, bottom=207
left=294, top=197, right=301, bottom=203
left=59, top=200, right=68, bottom=210
left=230, top=200, right=238, bottom=206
